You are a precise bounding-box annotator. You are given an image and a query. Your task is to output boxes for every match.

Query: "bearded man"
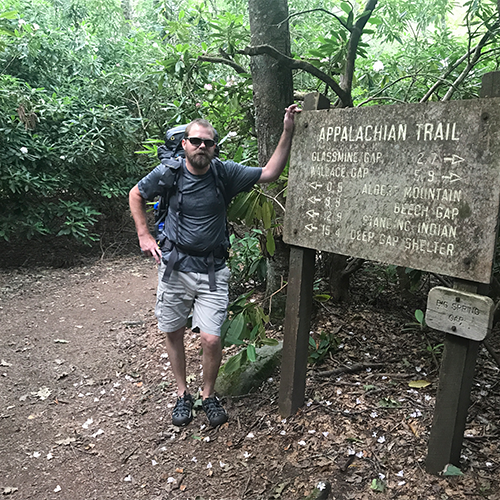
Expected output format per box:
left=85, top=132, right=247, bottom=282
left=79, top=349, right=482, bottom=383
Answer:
left=129, top=105, right=300, bottom=427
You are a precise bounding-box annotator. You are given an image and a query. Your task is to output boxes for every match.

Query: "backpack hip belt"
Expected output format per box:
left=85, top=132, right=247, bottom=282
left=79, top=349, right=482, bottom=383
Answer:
left=161, top=245, right=220, bottom=292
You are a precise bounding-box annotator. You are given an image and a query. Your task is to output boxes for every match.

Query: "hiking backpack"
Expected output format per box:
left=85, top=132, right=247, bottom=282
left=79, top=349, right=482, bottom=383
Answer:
left=154, top=124, right=187, bottom=237
left=157, top=124, right=188, bottom=163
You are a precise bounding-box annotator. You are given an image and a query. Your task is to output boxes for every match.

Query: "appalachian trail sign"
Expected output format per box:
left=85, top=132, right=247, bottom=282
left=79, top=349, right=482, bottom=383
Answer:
left=283, top=98, right=500, bottom=283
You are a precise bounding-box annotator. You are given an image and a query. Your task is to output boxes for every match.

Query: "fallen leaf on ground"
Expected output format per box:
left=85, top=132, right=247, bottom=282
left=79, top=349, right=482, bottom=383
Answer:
left=408, top=380, right=431, bottom=388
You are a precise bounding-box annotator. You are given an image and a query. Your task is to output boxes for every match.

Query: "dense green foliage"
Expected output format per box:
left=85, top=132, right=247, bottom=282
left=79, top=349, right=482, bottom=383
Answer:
left=0, top=0, right=166, bottom=242
left=1, top=0, right=499, bottom=247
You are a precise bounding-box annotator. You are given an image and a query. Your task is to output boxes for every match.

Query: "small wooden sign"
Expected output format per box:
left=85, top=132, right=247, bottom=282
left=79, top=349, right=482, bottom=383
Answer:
left=425, top=286, right=494, bottom=341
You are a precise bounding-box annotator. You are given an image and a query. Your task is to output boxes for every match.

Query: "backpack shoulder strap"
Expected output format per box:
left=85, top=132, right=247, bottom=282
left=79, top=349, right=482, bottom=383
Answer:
left=154, top=158, right=183, bottom=237
left=157, top=158, right=183, bottom=193
left=210, top=159, right=230, bottom=207
left=159, top=157, right=182, bottom=174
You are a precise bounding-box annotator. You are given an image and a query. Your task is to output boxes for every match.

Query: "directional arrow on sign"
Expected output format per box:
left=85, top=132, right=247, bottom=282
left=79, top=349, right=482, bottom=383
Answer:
left=309, top=182, right=323, bottom=190
left=444, top=155, right=464, bottom=165
left=307, top=210, right=320, bottom=218
left=442, top=173, right=462, bottom=183
left=305, top=224, right=318, bottom=231
left=308, top=196, right=322, bottom=204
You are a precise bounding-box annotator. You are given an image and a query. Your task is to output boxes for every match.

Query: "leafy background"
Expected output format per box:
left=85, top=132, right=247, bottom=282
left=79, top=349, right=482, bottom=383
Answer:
left=1, top=0, right=498, bottom=244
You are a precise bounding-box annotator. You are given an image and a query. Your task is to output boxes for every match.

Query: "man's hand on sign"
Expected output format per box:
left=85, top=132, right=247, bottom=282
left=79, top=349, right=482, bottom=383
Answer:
left=284, top=104, right=301, bottom=133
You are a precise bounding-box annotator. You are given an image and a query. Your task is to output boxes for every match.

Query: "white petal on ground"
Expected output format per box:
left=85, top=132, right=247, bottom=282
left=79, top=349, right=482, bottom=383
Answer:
left=82, top=418, right=93, bottom=429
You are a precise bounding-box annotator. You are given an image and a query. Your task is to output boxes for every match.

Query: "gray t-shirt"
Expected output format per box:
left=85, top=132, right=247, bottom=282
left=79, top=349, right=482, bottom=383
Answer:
left=137, top=159, right=262, bottom=273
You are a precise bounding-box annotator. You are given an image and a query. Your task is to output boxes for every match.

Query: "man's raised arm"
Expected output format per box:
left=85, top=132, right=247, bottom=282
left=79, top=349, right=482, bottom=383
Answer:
left=258, top=104, right=301, bottom=184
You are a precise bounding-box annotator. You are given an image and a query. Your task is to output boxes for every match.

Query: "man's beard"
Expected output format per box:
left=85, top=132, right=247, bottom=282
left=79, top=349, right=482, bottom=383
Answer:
left=186, top=149, right=213, bottom=171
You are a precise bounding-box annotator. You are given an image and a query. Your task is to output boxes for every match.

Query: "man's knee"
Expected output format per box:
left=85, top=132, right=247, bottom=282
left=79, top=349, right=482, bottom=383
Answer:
left=164, top=326, right=185, bottom=341
left=200, top=331, right=221, bottom=350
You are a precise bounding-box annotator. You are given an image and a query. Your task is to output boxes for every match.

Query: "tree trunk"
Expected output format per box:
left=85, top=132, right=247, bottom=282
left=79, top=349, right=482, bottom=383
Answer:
left=326, top=254, right=350, bottom=302
left=248, top=0, right=294, bottom=318
left=121, top=0, right=132, bottom=20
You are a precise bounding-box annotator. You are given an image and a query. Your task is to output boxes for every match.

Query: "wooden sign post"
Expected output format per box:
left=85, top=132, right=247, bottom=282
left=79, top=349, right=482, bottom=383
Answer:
left=424, top=280, right=494, bottom=474
left=278, top=93, right=329, bottom=417
left=279, top=72, right=500, bottom=473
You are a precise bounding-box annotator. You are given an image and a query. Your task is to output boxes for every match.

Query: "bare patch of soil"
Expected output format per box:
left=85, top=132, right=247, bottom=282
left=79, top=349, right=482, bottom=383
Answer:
left=0, top=256, right=499, bottom=499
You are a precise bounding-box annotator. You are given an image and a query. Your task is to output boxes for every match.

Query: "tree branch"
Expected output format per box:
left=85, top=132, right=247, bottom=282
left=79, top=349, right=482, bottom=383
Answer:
left=420, top=50, right=473, bottom=103
left=341, top=257, right=364, bottom=277
left=442, top=34, right=497, bottom=101
left=343, top=0, right=378, bottom=103
left=359, top=96, right=409, bottom=105
left=238, top=44, right=351, bottom=107
left=125, top=93, right=146, bottom=131
left=358, top=75, right=417, bottom=107
left=259, top=189, right=286, bottom=213
left=421, top=19, right=499, bottom=103
left=198, top=55, right=248, bottom=74
left=277, top=8, right=351, bottom=32
left=442, top=17, right=500, bottom=101
left=315, top=362, right=385, bottom=378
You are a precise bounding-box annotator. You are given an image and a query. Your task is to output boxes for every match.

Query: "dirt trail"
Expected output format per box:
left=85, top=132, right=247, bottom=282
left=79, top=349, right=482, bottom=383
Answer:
left=1, top=256, right=499, bottom=500
left=0, top=258, right=161, bottom=498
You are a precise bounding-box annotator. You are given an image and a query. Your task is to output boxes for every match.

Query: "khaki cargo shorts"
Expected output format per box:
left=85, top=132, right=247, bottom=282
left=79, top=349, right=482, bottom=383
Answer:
left=155, top=264, right=231, bottom=336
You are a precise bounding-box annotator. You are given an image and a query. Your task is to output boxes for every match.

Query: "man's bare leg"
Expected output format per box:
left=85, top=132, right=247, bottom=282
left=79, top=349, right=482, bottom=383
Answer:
left=163, top=326, right=188, bottom=396
left=200, top=331, right=227, bottom=426
left=200, top=331, right=222, bottom=399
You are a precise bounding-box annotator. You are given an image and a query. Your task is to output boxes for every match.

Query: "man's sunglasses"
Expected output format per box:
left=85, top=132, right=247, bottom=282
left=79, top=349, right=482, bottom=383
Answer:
left=185, top=137, right=216, bottom=148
